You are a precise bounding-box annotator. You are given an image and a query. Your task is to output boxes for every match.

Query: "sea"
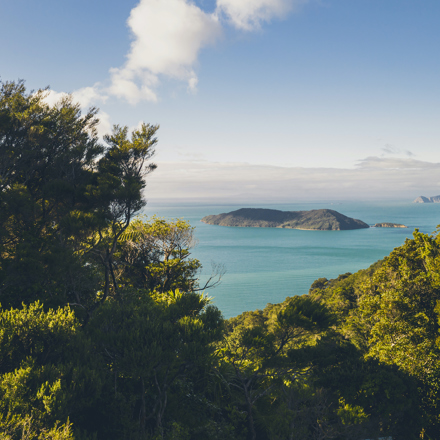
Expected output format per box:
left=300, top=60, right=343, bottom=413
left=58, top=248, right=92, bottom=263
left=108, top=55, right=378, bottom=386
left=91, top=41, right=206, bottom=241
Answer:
left=143, top=201, right=440, bottom=319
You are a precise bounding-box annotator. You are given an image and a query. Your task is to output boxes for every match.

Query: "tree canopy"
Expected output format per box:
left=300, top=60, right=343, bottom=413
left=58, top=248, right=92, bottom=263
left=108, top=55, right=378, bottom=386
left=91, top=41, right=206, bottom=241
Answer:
left=1, top=79, right=440, bottom=440
left=0, top=80, right=158, bottom=315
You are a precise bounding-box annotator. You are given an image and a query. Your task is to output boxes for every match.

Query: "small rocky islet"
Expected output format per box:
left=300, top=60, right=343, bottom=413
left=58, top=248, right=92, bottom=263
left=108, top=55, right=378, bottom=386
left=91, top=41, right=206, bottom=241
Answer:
left=372, top=222, right=407, bottom=228
left=201, top=208, right=407, bottom=231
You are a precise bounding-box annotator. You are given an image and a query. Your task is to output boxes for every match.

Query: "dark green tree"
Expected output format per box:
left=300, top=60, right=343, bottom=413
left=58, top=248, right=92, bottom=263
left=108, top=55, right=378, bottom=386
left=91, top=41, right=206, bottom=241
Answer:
left=0, top=80, right=103, bottom=309
left=117, top=217, right=206, bottom=293
left=0, top=81, right=158, bottom=317
left=85, top=290, right=224, bottom=439
left=80, top=123, right=158, bottom=312
left=0, top=302, right=102, bottom=439
left=218, top=296, right=334, bottom=440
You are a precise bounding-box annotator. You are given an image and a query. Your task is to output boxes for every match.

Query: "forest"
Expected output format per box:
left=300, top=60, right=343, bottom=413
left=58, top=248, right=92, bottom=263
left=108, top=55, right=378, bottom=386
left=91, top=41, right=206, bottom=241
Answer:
left=1, top=80, right=440, bottom=440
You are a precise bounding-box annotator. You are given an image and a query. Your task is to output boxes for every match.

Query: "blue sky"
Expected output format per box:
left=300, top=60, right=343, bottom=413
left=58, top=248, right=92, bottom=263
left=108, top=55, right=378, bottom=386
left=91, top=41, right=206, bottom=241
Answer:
left=2, top=0, right=440, bottom=200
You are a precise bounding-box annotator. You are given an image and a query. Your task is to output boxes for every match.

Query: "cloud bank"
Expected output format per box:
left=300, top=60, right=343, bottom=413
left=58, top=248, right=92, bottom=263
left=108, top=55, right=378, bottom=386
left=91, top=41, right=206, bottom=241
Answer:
left=145, top=157, right=440, bottom=201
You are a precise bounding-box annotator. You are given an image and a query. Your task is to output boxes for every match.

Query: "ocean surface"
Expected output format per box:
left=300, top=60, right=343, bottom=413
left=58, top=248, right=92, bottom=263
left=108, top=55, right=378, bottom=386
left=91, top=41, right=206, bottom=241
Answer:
left=143, top=201, right=440, bottom=318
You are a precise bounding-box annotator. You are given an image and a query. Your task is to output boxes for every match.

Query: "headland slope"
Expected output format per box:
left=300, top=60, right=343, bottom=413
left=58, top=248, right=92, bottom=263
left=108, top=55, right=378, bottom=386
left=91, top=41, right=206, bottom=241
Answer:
left=414, top=195, right=440, bottom=203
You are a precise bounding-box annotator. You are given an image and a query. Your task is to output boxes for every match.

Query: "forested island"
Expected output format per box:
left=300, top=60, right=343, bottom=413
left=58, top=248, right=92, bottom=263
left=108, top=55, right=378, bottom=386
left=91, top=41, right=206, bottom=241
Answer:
left=1, top=80, right=440, bottom=440
left=202, top=208, right=369, bottom=230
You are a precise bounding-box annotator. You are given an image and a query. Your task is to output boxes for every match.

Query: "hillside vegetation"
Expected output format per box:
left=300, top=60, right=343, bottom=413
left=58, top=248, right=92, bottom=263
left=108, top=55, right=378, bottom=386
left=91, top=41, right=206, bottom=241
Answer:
left=1, top=80, right=440, bottom=440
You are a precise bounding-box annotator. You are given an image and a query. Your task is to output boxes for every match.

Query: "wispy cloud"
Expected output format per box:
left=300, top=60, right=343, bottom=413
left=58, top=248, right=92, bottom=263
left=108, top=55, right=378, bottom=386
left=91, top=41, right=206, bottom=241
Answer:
left=381, top=144, right=414, bottom=157
left=357, top=156, right=434, bottom=169
left=216, top=0, right=309, bottom=31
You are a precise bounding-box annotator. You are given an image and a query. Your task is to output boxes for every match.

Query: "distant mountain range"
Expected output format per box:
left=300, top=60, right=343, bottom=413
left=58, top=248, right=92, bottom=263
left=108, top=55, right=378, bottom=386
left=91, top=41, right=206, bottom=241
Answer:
left=413, top=195, right=440, bottom=203
left=201, top=208, right=369, bottom=231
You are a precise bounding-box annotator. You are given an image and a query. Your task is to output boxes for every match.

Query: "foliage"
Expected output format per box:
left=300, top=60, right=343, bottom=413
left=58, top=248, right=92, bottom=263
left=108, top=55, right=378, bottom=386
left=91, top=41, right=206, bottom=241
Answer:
left=351, top=230, right=440, bottom=377
left=0, top=80, right=103, bottom=309
left=0, top=302, right=98, bottom=439
left=310, top=229, right=440, bottom=437
left=0, top=416, right=74, bottom=440
left=3, top=77, right=440, bottom=439
left=84, top=123, right=158, bottom=308
left=217, top=296, right=338, bottom=440
left=117, top=217, right=202, bottom=294
left=84, top=290, right=224, bottom=439
left=0, top=80, right=158, bottom=315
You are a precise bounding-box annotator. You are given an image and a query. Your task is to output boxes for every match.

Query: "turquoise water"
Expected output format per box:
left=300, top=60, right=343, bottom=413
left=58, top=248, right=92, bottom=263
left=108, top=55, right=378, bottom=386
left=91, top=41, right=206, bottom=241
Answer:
left=143, top=201, right=440, bottom=318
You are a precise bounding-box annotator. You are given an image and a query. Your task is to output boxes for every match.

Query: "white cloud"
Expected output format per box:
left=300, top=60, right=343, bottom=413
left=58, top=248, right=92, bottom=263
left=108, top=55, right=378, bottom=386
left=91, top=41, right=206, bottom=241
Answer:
left=43, top=90, right=70, bottom=107
left=44, top=0, right=310, bottom=106
left=216, top=0, right=308, bottom=31
left=96, top=111, right=112, bottom=138
left=108, top=0, right=222, bottom=104
left=43, top=85, right=106, bottom=109
left=42, top=88, right=111, bottom=138
left=109, top=67, right=159, bottom=104
left=187, top=75, right=198, bottom=93
left=72, top=85, right=107, bottom=108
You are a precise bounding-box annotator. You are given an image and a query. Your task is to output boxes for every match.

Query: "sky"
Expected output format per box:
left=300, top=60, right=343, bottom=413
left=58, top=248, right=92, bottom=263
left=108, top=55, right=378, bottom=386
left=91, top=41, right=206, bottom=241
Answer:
left=1, top=0, right=440, bottom=201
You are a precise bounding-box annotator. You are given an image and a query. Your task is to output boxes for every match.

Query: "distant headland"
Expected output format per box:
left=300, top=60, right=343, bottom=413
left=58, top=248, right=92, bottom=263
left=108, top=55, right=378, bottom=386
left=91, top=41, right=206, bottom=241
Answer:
left=414, top=195, right=440, bottom=203
left=201, top=208, right=369, bottom=231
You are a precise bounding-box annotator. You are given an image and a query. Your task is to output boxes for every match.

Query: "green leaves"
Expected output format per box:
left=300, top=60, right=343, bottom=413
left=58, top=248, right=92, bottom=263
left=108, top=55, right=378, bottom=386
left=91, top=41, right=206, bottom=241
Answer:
left=277, top=295, right=335, bottom=336
left=0, top=81, right=103, bottom=309
left=85, top=291, right=223, bottom=437
left=0, top=303, right=82, bottom=439
left=117, top=216, right=202, bottom=294
left=98, top=123, right=158, bottom=223
left=353, top=231, right=440, bottom=379
left=0, top=82, right=160, bottom=312
left=217, top=297, right=335, bottom=440
left=308, top=229, right=440, bottom=436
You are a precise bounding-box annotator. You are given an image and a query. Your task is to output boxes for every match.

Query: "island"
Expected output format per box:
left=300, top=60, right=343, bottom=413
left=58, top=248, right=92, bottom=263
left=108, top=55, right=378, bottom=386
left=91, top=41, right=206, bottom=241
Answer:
left=201, top=208, right=369, bottom=231
left=414, top=195, right=440, bottom=203
left=373, top=222, right=407, bottom=228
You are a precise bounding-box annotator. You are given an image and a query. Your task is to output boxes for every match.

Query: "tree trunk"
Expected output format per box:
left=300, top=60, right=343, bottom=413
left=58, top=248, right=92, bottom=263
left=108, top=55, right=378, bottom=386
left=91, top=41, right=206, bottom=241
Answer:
left=243, top=383, right=257, bottom=440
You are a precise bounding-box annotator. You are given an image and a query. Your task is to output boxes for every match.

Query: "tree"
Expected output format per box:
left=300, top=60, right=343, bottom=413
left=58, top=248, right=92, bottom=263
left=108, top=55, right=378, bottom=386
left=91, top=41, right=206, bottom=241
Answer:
left=116, top=217, right=205, bottom=294
left=0, top=80, right=103, bottom=309
left=346, top=230, right=440, bottom=434
left=0, top=302, right=102, bottom=439
left=1, top=79, right=237, bottom=439
left=309, top=230, right=440, bottom=437
left=0, top=80, right=159, bottom=317
left=81, top=123, right=158, bottom=312
left=85, top=290, right=224, bottom=439
left=218, top=296, right=334, bottom=440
